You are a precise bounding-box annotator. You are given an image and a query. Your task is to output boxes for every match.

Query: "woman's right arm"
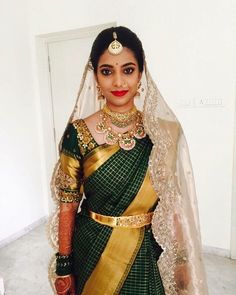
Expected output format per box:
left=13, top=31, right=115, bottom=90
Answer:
left=55, top=203, right=79, bottom=295
left=54, top=122, right=83, bottom=295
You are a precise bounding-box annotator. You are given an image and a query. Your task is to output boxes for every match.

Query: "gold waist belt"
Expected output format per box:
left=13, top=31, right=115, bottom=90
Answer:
left=89, top=211, right=153, bottom=228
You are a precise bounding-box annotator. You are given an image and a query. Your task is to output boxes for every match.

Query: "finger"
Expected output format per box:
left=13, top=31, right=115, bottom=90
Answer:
left=55, top=289, right=68, bottom=295
left=68, top=287, right=76, bottom=295
left=70, top=283, right=76, bottom=295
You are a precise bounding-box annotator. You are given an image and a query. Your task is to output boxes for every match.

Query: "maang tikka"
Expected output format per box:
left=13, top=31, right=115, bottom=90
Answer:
left=108, top=32, right=123, bottom=55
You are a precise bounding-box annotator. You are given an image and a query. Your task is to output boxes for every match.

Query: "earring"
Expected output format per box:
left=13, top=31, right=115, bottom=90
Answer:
left=96, top=85, right=105, bottom=100
left=136, top=81, right=142, bottom=97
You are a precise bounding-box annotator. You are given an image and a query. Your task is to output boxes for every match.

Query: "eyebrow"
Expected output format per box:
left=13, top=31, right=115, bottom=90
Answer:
left=99, top=62, right=137, bottom=68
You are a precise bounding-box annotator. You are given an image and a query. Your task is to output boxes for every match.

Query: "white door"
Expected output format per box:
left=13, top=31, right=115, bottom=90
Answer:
left=47, top=25, right=114, bottom=155
left=37, top=24, right=115, bottom=213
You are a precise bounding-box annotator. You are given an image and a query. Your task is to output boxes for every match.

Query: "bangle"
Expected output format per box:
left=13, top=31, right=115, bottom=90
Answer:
left=55, top=253, right=73, bottom=276
left=56, top=274, right=71, bottom=278
left=175, top=248, right=188, bottom=265
left=59, top=189, right=83, bottom=203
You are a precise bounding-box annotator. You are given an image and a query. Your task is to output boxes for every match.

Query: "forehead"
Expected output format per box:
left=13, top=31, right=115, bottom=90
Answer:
left=98, top=47, right=138, bottom=66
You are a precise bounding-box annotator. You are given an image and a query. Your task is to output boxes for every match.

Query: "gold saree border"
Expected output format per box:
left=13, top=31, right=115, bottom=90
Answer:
left=82, top=171, right=158, bottom=295
left=83, top=144, right=120, bottom=178
left=60, top=153, right=80, bottom=190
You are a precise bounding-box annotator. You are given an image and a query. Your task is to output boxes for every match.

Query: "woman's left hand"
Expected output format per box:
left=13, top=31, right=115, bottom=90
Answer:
left=174, top=264, right=190, bottom=291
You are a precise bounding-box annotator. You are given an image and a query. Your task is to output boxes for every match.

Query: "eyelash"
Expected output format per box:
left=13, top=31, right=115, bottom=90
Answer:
left=101, top=69, right=112, bottom=76
left=124, top=67, right=135, bottom=74
left=100, top=67, right=135, bottom=76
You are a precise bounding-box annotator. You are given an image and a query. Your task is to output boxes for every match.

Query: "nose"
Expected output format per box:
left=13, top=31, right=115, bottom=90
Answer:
left=113, top=73, right=125, bottom=88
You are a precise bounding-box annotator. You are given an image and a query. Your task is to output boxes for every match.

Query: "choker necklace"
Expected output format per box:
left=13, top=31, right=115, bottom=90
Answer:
left=95, top=108, right=146, bottom=150
left=103, top=104, right=138, bottom=128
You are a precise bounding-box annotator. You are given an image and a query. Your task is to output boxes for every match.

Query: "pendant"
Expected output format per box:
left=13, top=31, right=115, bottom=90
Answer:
left=104, top=131, right=118, bottom=145
left=95, top=121, right=106, bottom=133
left=134, top=124, right=146, bottom=139
left=119, top=137, right=136, bottom=150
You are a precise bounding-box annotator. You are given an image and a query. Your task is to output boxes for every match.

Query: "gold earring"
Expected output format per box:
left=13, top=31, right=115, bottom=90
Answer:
left=136, top=81, right=142, bottom=97
left=97, top=85, right=105, bottom=100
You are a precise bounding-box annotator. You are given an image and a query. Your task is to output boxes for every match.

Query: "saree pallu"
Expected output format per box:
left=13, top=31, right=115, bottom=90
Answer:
left=70, top=120, right=165, bottom=295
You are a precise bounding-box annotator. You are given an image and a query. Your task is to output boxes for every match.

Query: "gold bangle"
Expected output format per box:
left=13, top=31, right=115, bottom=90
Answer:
left=59, top=190, right=82, bottom=203
left=175, top=248, right=188, bottom=264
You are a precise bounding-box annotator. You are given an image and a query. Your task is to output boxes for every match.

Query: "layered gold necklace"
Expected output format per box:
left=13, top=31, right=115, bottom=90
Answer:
left=95, top=105, right=146, bottom=150
left=102, top=104, right=137, bottom=128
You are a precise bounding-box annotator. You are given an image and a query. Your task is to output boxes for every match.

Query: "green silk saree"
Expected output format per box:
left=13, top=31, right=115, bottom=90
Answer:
left=60, top=119, right=165, bottom=295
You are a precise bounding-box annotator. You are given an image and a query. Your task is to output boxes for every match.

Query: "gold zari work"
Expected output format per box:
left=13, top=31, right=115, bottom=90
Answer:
left=82, top=170, right=158, bottom=294
left=54, top=166, right=78, bottom=198
left=73, top=119, right=97, bottom=156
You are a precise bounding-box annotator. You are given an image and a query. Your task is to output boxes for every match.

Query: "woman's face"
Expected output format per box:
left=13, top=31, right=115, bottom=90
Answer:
left=96, top=47, right=141, bottom=112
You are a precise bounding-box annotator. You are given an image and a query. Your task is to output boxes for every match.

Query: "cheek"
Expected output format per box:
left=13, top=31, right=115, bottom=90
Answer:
left=100, top=82, right=111, bottom=94
left=128, top=71, right=140, bottom=83
left=97, top=76, right=111, bottom=91
left=129, top=77, right=139, bottom=90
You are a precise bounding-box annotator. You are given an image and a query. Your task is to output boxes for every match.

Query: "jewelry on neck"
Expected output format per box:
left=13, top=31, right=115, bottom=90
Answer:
left=108, top=32, right=123, bottom=55
left=103, top=104, right=138, bottom=128
left=95, top=108, right=146, bottom=151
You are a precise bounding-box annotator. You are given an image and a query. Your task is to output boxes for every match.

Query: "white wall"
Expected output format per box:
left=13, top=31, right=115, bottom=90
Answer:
left=28, top=0, right=236, bottom=251
left=0, top=1, right=46, bottom=242
left=1, top=0, right=235, bottom=252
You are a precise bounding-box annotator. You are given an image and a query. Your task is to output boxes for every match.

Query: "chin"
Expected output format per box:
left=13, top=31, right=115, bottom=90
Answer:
left=107, top=96, right=135, bottom=106
left=108, top=100, right=133, bottom=108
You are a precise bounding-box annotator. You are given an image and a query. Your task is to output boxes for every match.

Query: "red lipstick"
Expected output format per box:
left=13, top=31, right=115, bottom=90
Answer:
left=111, top=90, right=128, bottom=97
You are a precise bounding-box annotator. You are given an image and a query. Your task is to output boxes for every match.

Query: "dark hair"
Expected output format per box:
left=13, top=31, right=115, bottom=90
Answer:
left=90, top=26, right=145, bottom=73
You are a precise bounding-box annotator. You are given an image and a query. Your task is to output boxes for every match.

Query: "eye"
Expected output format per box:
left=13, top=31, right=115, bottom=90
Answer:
left=123, top=67, right=135, bottom=74
left=100, top=68, right=112, bottom=76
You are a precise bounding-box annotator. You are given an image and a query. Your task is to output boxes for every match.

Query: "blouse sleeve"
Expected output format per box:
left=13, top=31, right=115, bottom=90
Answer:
left=56, top=122, right=83, bottom=203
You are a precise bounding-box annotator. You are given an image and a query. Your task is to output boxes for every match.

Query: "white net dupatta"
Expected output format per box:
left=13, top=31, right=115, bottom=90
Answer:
left=143, top=68, right=208, bottom=294
left=48, top=61, right=209, bottom=295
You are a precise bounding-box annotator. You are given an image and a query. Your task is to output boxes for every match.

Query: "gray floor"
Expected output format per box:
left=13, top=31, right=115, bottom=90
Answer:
left=0, top=223, right=235, bottom=295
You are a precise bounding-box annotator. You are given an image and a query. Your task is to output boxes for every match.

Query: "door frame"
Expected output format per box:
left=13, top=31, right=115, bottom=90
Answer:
left=231, top=83, right=236, bottom=259
left=35, top=22, right=116, bottom=213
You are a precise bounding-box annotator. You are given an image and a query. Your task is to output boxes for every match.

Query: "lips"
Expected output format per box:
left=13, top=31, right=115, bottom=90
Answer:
left=111, top=90, right=129, bottom=97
